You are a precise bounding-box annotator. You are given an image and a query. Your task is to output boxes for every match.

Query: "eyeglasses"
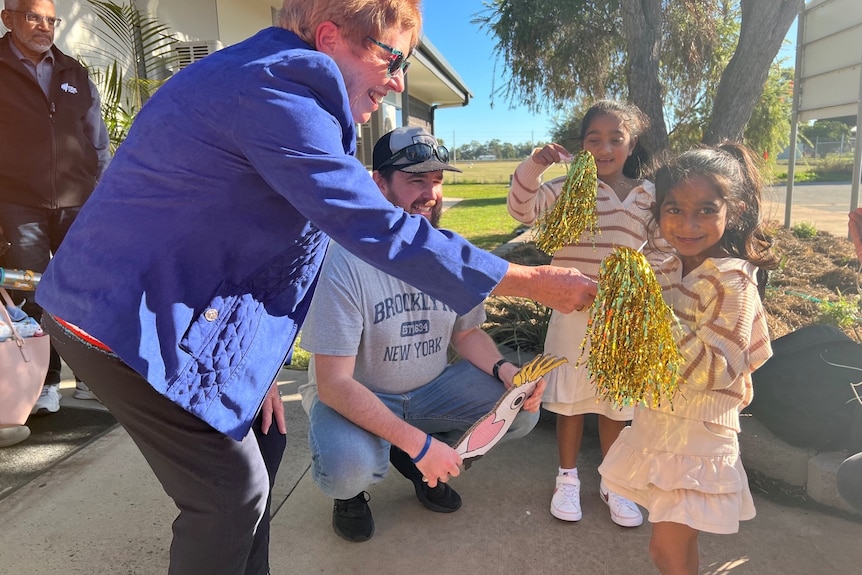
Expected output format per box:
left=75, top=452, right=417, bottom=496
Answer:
left=6, top=10, right=61, bottom=27
left=378, top=142, right=450, bottom=170
left=365, top=36, right=410, bottom=78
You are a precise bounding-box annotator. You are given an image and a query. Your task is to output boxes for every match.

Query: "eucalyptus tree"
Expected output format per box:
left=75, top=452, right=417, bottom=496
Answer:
left=475, top=0, right=801, bottom=157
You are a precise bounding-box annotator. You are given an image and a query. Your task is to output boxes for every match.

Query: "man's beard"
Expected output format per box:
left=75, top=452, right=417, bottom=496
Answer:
left=23, top=36, right=53, bottom=55
left=429, top=203, right=443, bottom=228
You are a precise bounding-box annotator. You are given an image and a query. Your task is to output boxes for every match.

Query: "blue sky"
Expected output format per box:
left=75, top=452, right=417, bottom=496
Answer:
left=422, top=2, right=799, bottom=148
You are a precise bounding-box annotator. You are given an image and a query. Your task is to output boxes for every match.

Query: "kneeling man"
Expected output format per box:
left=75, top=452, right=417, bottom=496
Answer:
left=300, top=127, right=545, bottom=542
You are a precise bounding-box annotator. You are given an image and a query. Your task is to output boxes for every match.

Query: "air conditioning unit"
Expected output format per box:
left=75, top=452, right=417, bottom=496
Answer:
left=173, top=40, right=224, bottom=70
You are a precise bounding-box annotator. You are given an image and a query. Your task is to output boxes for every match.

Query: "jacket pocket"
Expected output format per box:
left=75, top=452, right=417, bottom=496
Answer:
left=178, top=282, right=261, bottom=369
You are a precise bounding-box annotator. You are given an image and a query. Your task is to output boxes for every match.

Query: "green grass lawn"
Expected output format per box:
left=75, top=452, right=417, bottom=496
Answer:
left=450, top=155, right=850, bottom=186
left=439, top=183, right=526, bottom=251
left=446, top=159, right=568, bottom=185
left=772, top=158, right=855, bottom=183
left=439, top=160, right=567, bottom=250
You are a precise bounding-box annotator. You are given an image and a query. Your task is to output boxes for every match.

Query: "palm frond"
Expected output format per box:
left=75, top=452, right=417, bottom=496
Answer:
left=78, top=0, right=179, bottom=150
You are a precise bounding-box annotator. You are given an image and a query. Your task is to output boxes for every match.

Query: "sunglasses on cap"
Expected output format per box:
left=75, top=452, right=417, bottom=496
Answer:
left=378, top=142, right=450, bottom=171
left=366, top=36, right=411, bottom=77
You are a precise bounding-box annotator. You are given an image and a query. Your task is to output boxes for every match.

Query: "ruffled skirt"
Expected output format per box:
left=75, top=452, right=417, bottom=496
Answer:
left=598, top=408, right=755, bottom=534
left=541, top=308, right=633, bottom=420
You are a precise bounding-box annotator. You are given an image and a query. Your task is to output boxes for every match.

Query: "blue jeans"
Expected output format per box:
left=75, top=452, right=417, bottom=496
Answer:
left=0, top=203, right=82, bottom=386
left=307, top=360, right=540, bottom=499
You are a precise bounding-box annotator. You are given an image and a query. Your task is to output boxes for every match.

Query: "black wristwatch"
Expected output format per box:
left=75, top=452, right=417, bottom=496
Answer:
left=492, top=358, right=512, bottom=383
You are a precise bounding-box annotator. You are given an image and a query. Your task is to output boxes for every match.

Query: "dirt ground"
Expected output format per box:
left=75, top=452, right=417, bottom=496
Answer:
left=764, top=227, right=862, bottom=341
left=501, top=226, right=862, bottom=344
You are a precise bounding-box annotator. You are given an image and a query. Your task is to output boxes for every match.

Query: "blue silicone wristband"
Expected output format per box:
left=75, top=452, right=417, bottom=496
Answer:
left=411, top=434, right=432, bottom=463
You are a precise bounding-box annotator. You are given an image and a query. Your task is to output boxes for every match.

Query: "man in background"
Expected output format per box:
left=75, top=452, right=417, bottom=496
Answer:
left=0, top=0, right=111, bottom=414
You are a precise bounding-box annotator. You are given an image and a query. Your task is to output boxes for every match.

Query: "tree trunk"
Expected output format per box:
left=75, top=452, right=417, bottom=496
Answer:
left=703, top=0, right=802, bottom=145
left=620, top=0, right=670, bottom=158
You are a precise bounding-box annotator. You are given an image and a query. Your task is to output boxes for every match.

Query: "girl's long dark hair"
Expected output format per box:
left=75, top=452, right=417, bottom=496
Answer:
left=651, top=142, right=779, bottom=296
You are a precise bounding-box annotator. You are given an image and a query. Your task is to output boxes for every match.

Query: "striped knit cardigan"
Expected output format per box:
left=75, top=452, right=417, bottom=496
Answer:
left=653, top=256, right=773, bottom=431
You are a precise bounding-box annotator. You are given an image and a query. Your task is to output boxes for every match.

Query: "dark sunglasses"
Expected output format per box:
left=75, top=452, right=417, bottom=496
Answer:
left=366, top=36, right=411, bottom=77
left=378, top=142, right=450, bottom=170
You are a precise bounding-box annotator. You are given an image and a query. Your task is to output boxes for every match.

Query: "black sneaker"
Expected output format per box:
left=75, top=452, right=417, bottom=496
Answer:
left=389, top=446, right=462, bottom=513
left=332, top=492, right=374, bottom=542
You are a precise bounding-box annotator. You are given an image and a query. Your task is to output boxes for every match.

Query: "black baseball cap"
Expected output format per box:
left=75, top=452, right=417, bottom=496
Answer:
left=372, top=126, right=462, bottom=173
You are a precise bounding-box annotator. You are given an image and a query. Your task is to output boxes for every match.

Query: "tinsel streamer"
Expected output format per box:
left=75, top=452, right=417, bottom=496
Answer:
left=532, top=150, right=598, bottom=255
left=580, top=246, right=683, bottom=408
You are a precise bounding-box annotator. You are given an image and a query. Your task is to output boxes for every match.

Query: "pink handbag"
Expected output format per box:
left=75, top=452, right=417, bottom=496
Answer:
left=0, top=288, right=50, bottom=425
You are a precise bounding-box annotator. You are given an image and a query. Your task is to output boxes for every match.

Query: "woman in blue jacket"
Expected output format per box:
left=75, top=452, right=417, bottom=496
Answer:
left=36, top=1, right=596, bottom=573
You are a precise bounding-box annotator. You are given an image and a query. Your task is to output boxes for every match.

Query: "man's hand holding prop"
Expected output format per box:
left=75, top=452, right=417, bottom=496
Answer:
left=454, top=354, right=567, bottom=467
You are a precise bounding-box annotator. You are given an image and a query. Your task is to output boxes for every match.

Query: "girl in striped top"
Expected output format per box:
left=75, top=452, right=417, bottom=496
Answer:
left=599, top=143, right=779, bottom=574
left=507, top=100, right=659, bottom=527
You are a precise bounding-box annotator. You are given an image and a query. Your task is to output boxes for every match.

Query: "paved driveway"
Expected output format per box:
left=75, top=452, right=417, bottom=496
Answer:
left=765, top=182, right=860, bottom=237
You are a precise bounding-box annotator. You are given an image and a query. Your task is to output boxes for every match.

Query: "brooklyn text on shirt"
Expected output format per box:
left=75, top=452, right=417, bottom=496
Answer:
left=372, top=291, right=453, bottom=324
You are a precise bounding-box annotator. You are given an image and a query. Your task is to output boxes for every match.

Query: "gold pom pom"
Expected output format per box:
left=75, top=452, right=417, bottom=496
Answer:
left=580, top=246, right=683, bottom=408
left=533, top=150, right=598, bottom=255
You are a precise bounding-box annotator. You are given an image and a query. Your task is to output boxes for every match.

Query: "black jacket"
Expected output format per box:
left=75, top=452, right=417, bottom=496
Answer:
left=0, top=34, right=100, bottom=208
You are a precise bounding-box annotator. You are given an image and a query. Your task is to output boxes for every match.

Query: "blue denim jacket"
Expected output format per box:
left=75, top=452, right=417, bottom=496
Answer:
left=37, top=28, right=507, bottom=440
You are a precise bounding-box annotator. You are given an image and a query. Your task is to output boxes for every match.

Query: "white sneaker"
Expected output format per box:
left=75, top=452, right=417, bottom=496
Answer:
left=31, top=384, right=60, bottom=414
left=73, top=381, right=99, bottom=401
left=600, top=481, right=643, bottom=527
left=550, top=473, right=582, bottom=521
left=0, top=425, right=30, bottom=448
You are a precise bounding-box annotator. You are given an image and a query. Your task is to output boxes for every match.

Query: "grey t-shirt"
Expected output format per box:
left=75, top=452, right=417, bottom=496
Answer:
left=300, top=242, right=486, bottom=401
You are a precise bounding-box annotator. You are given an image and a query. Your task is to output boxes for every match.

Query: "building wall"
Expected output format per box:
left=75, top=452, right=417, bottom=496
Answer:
left=141, top=0, right=277, bottom=46
left=140, top=0, right=220, bottom=43
left=39, top=0, right=276, bottom=59
left=217, top=0, right=279, bottom=46
left=406, top=95, right=432, bottom=131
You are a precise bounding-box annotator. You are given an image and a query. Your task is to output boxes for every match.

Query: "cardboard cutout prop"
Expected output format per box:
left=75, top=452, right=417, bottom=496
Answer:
left=454, top=354, right=567, bottom=467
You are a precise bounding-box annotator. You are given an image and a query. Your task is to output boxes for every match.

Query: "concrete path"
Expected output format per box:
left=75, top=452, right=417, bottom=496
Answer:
left=764, top=182, right=860, bottom=237
left=1, top=368, right=860, bottom=575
